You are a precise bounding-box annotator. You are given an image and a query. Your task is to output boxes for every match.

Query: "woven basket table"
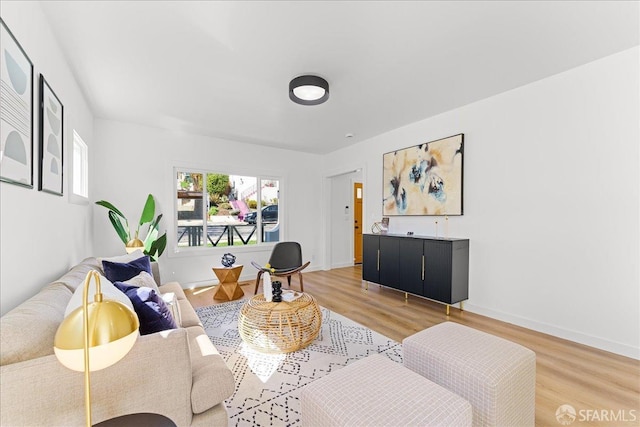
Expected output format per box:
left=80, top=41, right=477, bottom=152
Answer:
left=238, top=293, right=322, bottom=353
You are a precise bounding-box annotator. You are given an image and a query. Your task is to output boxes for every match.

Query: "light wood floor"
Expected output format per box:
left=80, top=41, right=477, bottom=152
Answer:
left=185, top=265, right=640, bottom=427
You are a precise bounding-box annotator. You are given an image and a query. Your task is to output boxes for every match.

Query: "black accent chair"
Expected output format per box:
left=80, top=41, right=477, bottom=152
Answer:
left=252, top=241, right=310, bottom=295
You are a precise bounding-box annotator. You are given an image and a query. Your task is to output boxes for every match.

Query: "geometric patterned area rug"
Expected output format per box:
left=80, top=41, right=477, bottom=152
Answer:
left=196, top=300, right=402, bottom=427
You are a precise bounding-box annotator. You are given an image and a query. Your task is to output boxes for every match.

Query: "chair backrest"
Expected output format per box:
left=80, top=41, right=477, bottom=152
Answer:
left=268, top=241, right=303, bottom=270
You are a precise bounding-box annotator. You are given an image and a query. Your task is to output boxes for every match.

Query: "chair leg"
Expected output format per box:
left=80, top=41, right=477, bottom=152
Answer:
left=254, top=271, right=264, bottom=295
left=299, top=272, right=304, bottom=293
left=287, top=275, right=292, bottom=288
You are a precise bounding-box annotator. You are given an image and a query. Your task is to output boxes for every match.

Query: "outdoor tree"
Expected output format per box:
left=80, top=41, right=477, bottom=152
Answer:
left=207, top=174, right=231, bottom=199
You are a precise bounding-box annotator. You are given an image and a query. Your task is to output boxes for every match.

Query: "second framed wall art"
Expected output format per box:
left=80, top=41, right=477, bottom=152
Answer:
left=38, top=75, right=64, bottom=196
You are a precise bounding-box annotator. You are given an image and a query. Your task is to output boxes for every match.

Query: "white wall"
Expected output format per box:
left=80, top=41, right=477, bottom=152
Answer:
left=92, top=119, right=324, bottom=287
left=0, top=2, right=95, bottom=315
left=323, top=47, right=640, bottom=359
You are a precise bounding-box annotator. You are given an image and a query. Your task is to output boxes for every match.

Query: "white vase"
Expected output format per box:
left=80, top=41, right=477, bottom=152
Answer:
left=263, top=272, right=272, bottom=302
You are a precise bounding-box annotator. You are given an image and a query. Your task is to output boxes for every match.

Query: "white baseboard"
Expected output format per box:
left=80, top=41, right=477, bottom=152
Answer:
left=464, top=303, right=640, bottom=360
left=330, top=261, right=355, bottom=269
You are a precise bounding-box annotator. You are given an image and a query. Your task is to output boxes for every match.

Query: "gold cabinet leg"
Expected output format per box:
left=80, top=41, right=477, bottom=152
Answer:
left=446, top=304, right=450, bottom=316
left=460, top=301, right=464, bottom=311
left=405, top=292, right=408, bottom=300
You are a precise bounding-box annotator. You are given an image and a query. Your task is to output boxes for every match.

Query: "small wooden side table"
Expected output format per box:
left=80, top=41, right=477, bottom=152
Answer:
left=212, top=264, right=244, bottom=301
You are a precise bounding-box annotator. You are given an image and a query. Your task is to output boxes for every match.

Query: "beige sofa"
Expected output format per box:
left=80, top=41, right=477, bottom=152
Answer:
left=0, top=257, right=235, bottom=426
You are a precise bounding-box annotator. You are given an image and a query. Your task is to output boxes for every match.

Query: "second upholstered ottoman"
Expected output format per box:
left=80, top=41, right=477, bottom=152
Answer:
left=403, top=322, right=536, bottom=426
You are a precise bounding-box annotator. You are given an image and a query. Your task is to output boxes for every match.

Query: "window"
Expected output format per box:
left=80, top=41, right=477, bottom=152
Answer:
left=175, top=169, right=280, bottom=249
left=72, top=131, right=88, bottom=198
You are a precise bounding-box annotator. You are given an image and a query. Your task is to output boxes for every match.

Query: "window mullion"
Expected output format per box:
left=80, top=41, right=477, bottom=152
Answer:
left=256, top=176, right=262, bottom=243
left=202, top=173, right=208, bottom=246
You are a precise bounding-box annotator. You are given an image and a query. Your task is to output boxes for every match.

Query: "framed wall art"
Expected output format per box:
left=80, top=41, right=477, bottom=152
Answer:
left=0, top=18, right=34, bottom=188
left=383, top=133, right=463, bottom=216
left=38, top=75, right=63, bottom=196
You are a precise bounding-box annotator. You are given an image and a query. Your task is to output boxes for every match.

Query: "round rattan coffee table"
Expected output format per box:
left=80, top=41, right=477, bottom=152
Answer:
left=238, top=293, right=322, bottom=353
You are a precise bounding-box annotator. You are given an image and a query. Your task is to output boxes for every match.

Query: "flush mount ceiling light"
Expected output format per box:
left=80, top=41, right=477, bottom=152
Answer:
left=289, top=75, right=329, bottom=106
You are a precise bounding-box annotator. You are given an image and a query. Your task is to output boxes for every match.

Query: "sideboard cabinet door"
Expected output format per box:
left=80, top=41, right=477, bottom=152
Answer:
left=398, top=238, right=424, bottom=295
left=362, top=234, right=380, bottom=282
left=423, top=240, right=453, bottom=303
left=379, top=236, right=400, bottom=288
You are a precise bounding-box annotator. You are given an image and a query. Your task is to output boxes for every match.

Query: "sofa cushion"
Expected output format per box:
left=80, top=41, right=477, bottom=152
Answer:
left=102, top=255, right=152, bottom=283
left=177, top=299, right=203, bottom=328
left=155, top=284, right=179, bottom=324
left=159, top=282, right=198, bottom=327
left=115, top=284, right=177, bottom=335
left=0, top=283, right=72, bottom=365
left=116, top=271, right=160, bottom=294
left=97, top=252, right=161, bottom=287
left=53, top=258, right=103, bottom=293
left=159, top=281, right=187, bottom=300
left=65, top=273, right=134, bottom=317
left=185, top=326, right=236, bottom=413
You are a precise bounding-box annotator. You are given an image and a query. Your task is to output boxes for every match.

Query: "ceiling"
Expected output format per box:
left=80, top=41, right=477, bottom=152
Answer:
left=40, top=1, right=639, bottom=154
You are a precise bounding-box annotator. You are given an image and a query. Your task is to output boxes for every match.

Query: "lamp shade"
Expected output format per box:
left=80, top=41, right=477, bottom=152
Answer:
left=54, top=299, right=139, bottom=372
left=289, top=75, right=329, bottom=105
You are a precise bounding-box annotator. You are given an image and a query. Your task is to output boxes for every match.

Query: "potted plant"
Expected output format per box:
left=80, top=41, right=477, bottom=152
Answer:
left=96, top=194, right=167, bottom=261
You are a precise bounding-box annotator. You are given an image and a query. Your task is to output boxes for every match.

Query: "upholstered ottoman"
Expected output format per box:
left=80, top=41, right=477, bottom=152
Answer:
left=300, top=353, right=472, bottom=426
left=403, top=322, right=536, bottom=427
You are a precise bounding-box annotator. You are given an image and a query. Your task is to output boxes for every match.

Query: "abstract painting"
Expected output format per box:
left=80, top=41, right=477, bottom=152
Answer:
left=0, top=19, right=33, bottom=188
left=38, top=75, right=63, bottom=195
left=383, top=134, right=463, bottom=216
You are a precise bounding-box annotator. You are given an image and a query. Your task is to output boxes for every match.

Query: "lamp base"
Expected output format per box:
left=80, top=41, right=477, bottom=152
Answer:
left=94, top=413, right=176, bottom=427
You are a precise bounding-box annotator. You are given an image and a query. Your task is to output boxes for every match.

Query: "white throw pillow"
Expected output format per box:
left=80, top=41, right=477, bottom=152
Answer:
left=117, top=271, right=160, bottom=294
left=65, top=273, right=134, bottom=317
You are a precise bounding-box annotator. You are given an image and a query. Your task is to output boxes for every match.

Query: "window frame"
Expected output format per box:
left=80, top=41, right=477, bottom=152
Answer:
left=69, top=130, right=89, bottom=204
left=170, top=165, right=283, bottom=257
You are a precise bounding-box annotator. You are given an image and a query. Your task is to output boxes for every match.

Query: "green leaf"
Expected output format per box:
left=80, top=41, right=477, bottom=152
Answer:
left=95, top=200, right=127, bottom=219
left=147, top=233, right=167, bottom=261
left=143, top=214, right=162, bottom=252
left=155, top=233, right=167, bottom=257
left=139, top=194, right=155, bottom=226
left=108, top=211, right=130, bottom=244
left=149, top=213, right=163, bottom=233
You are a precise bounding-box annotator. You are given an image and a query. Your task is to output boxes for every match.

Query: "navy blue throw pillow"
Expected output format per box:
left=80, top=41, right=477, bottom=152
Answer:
left=114, top=283, right=177, bottom=335
left=103, top=255, right=152, bottom=283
